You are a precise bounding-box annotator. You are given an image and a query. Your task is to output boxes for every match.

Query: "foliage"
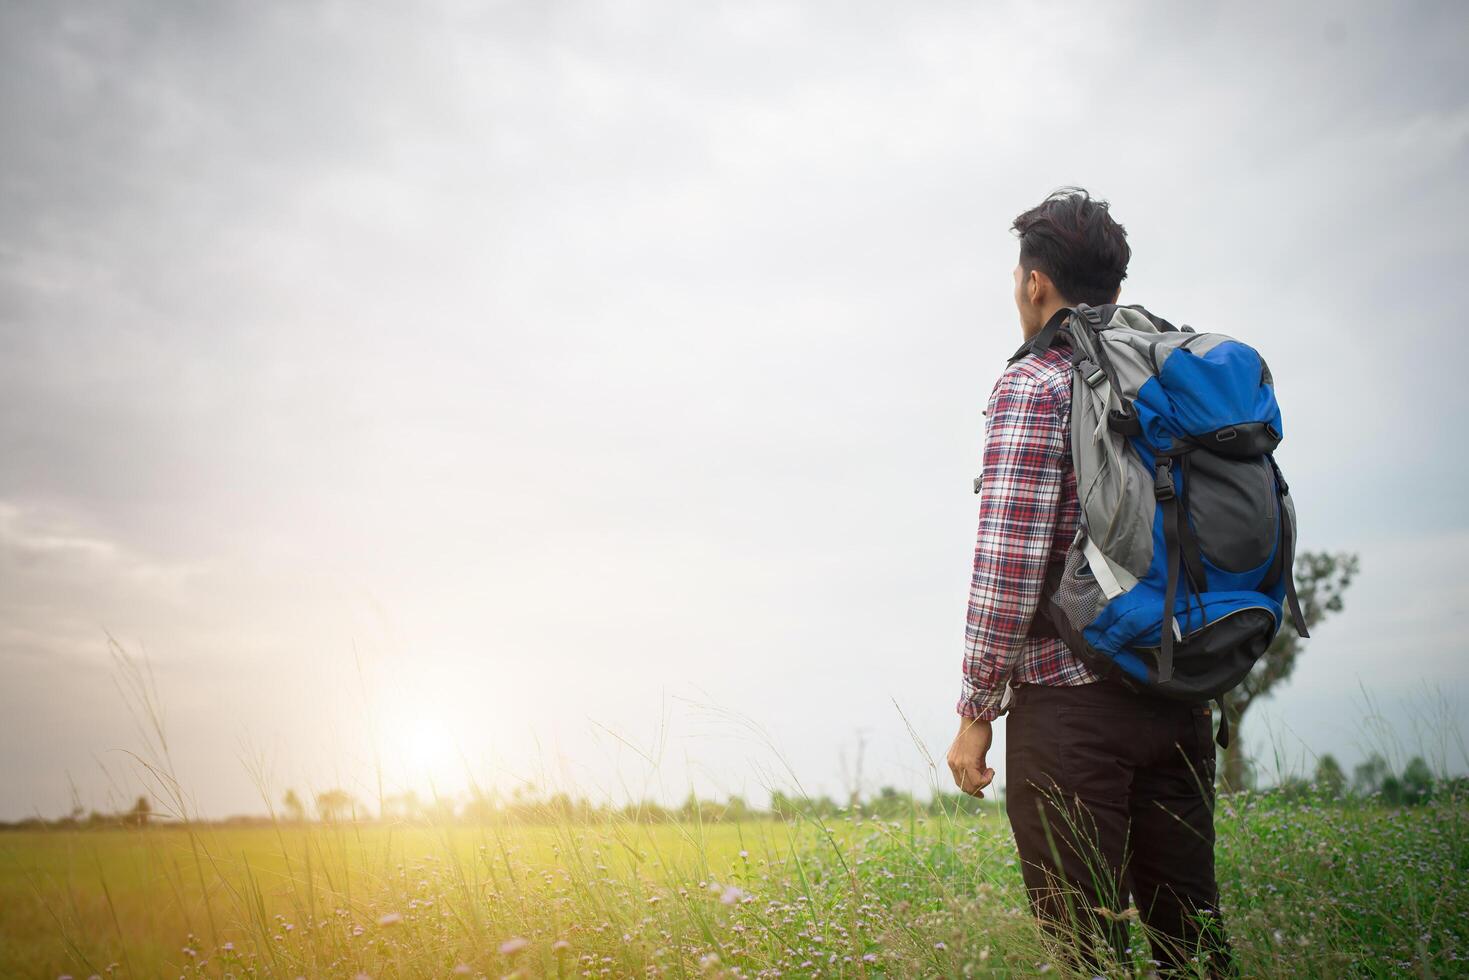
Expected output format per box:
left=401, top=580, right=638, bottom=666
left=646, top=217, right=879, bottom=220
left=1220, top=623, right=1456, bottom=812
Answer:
left=1219, top=551, right=1359, bottom=789
left=313, top=789, right=356, bottom=823
left=1312, top=754, right=1346, bottom=798
left=1354, top=753, right=1390, bottom=796
left=281, top=789, right=305, bottom=823
left=125, top=795, right=152, bottom=828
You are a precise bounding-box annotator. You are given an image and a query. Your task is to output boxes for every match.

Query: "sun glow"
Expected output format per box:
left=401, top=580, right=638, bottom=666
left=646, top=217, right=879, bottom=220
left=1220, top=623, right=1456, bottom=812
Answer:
left=387, top=715, right=461, bottom=785
left=407, top=719, right=455, bottom=769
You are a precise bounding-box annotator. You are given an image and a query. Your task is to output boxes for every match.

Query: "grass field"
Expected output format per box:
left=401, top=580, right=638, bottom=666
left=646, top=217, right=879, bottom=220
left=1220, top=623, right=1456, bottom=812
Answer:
left=3, top=788, right=1466, bottom=979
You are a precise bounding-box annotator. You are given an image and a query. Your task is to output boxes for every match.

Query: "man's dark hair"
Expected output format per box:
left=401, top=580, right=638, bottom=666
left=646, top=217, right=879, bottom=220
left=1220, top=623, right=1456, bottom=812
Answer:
left=1011, top=186, right=1130, bottom=306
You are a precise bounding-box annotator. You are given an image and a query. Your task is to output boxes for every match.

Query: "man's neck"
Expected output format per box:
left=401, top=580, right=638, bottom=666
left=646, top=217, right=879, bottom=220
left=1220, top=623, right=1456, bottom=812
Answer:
left=1025, top=301, right=1074, bottom=341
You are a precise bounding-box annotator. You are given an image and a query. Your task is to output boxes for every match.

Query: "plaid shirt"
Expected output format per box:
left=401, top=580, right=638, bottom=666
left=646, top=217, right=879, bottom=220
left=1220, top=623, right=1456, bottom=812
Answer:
left=956, top=339, right=1102, bottom=721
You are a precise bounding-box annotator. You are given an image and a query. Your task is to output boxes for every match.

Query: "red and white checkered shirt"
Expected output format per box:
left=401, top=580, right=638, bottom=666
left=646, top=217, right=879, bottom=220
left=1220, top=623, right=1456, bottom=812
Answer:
left=956, top=339, right=1102, bottom=721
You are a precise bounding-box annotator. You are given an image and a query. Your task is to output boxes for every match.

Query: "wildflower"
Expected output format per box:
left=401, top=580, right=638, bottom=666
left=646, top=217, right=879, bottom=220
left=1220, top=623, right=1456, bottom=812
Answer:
left=377, top=912, right=403, bottom=927
left=499, top=937, right=530, bottom=955
left=453, top=966, right=472, bottom=976
left=934, top=941, right=947, bottom=950
left=863, top=953, right=878, bottom=963
left=551, top=940, right=571, bottom=952
left=720, top=885, right=745, bottom=905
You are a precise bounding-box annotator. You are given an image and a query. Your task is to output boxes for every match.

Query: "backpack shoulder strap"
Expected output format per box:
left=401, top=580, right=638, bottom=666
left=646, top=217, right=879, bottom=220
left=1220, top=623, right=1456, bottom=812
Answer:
left=1121, top=304, right=1181, bottom=334
left=1007, top=307, right=1075, bottom=363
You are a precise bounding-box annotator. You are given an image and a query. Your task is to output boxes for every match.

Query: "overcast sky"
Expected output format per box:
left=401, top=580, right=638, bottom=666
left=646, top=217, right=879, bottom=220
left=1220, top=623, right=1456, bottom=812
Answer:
left=2, top=0, right=1466, bottom=820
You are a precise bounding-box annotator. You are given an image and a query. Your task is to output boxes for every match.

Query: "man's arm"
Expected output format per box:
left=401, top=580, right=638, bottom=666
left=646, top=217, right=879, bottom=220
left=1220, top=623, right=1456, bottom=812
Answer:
left=955, top=367, right=1067, bottom=721
left=948, top=366, right=1066, bottom=799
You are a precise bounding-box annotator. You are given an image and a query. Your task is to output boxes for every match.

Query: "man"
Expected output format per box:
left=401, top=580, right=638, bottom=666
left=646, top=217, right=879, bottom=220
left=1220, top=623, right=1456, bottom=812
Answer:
left=946, top=187, right=1235, bottom=978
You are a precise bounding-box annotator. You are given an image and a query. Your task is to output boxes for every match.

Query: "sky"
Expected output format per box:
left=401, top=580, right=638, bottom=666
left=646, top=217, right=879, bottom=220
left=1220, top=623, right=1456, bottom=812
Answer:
left=2, top=0, right=1467, bottom=820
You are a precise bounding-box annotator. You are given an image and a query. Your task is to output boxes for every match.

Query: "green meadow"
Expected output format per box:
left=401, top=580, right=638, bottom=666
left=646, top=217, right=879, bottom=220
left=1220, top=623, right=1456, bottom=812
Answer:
left=4, top=788, right=1466, bottom=979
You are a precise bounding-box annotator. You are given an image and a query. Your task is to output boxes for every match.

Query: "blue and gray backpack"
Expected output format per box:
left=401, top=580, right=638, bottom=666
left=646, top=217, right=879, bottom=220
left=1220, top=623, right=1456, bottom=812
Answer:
left=1009, top=303, right=1308, bottom=748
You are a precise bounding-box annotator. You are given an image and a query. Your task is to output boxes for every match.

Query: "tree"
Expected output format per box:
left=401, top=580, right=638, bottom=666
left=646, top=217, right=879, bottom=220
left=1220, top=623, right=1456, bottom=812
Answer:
left=770, top=790, right=798, bottom=820
left=722, top=795, right=752, bottom=823
left=1313, top=754, right=1346, bottom=798
left=1275, top=775, right=1311, bottom=800
left=315, top=788, right=355, bottom=823
left=282, top=789, right=305, bottom=822
left=1401, top=756, right=1434, bottom=804
left=1218, top=551, right=1359, bottom=790
left=1353, top=753, right=1389, bottom=797
left=382, top=790, right=422, bottom=821
left=871, top=786, right=915, bottom=818
left=126, top=795, right=152, bottom=828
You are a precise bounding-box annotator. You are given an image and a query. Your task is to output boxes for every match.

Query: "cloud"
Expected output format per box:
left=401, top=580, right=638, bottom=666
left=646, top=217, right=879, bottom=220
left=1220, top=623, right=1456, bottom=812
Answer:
left=1, top=0, right=1467, bottom=817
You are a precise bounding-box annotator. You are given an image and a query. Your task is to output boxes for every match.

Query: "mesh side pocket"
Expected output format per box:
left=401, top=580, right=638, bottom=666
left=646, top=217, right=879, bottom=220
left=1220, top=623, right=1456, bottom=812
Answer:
left=1050, top=533, right=1107, bottom=632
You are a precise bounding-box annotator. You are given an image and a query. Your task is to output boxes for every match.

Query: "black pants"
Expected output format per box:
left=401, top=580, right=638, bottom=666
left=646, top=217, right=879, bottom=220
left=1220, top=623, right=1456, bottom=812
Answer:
left=1004, top=676, right=1236, bottom=978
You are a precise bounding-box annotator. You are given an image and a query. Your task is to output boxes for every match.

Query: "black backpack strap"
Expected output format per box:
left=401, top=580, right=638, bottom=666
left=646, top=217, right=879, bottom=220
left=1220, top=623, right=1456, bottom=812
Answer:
left=1269, top=457, right=1310, bottom=639
left=1215, top=696, right=1230, bottom=749
left=1177, top=453, right=1209, bottom=593
left=1008, top=307, right=1075, bottom=364
left=1155, top=458, right=1182, bottom=684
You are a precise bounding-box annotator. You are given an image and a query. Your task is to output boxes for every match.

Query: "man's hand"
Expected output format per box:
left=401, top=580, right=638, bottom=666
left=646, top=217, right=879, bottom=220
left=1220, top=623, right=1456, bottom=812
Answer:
left=947, top=716, right=996, bottom=798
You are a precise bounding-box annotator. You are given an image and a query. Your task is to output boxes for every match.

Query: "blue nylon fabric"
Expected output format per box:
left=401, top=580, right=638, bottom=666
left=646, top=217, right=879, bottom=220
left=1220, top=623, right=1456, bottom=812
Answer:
left=1130, top=340, right=1282, bottom=450
left=1083, top=589, right=1282, bottom=657
left=1113, top=649, right=1152, bottom=681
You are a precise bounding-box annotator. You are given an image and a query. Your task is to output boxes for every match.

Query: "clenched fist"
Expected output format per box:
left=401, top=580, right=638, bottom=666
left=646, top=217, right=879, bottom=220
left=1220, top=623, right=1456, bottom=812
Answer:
left=947, top=716, right=996, bottom=798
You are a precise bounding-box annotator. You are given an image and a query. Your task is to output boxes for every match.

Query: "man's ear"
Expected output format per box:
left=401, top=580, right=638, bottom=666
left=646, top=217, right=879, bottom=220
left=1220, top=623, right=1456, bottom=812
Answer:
left=1027, top=269, right=1047, bottom=306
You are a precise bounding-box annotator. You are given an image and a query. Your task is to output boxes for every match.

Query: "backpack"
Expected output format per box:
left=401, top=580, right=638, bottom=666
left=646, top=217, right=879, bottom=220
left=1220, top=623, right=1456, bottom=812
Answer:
left=1012, top=302, right=1308, bottom=749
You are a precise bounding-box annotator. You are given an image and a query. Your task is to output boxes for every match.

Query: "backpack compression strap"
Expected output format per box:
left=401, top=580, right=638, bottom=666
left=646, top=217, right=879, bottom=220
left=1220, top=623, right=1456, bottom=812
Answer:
left=1155, top=458, right=1182, bottom=684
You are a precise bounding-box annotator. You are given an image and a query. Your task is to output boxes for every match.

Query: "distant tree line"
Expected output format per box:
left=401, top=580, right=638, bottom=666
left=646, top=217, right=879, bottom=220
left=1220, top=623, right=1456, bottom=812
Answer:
left=4, top=756, right=1460, bottom=830
left=1267, top=752, right=1462, bottom=805
left=2, top=783, right=1001, bottom=830
left=2, top=795, right=156, bottom=830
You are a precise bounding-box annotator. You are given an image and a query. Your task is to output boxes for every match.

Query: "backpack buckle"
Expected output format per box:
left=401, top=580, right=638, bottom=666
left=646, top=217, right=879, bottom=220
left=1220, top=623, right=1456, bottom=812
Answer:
left=1153, top=461, right=1175, bottom=501
left=1075, top=359, right=1107, bottom=389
